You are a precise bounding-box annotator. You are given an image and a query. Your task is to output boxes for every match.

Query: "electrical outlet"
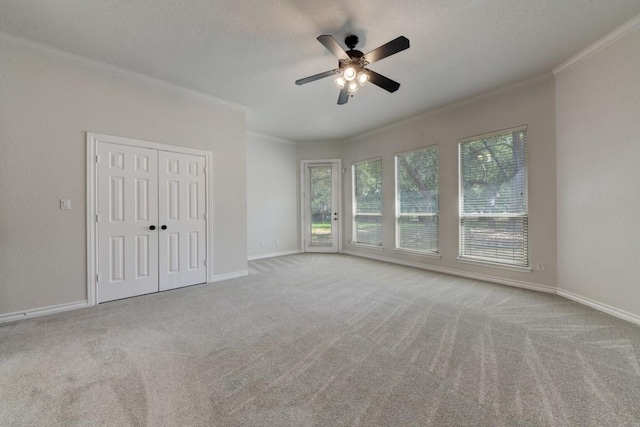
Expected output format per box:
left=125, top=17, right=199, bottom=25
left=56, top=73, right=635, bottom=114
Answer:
left=536, top=262, right=544, bottom=271
left=60, top=199, right=71, bottom=210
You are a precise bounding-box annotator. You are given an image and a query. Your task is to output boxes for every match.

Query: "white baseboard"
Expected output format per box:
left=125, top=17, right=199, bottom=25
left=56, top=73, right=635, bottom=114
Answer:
left=557, top=289, right=640, bottom=326
left=341, top=250, right=556, bottom=294
left=210, top=270, right=249, bottom=283
left=0, top=300, right=89, bottom=324
left=342, top=250, right=640, bottom=325
left=3, top=259, right=639, bottom=328
left=248, top=249, right=301, bottom=261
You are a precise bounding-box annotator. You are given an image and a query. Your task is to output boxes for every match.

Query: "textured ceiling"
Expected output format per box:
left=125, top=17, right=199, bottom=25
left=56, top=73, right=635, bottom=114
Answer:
left=1, top=1, right=639, bottom=141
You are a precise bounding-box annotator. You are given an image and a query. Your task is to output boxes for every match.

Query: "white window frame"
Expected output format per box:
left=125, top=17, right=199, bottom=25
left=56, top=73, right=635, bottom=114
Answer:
left=352, top=157, right=383, bottom=248
left=457, top=125, right=531, bottom=272
left=394, top=145, right=440, bottom=258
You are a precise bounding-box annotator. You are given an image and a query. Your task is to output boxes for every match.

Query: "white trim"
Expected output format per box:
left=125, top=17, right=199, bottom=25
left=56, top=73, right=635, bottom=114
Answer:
left=458, top=124, right=528, bottom=144
left=393, top=248, right=441, bottom=259
left=0, top=301, right=89, bottom=324
left=86, top=135, right=97, bottom=306
left=350, top=243, right=384, bottom=251
left=4, top=263, right=640, bottom=328
left=86, top=132, right=213, bottom=306
left=345, top=74, right=552, bottom=144
left=343, top=250, right=640, bottom=325
left=553, top=13, right=640, bottom=75
left=0, top=31, right=245, bottom=112
left=342, top=250, right=554, bottom=294
left=456, top=257, right=532, bottom=273
left=246, top=131, right=297, bottom=145
left=248, top=250, right=301, bottom=261
left=557, top=289, right=640, bottom=326
left=300, top=159, right=343, bottom=254
left=211, top=270, right=249, bottom=282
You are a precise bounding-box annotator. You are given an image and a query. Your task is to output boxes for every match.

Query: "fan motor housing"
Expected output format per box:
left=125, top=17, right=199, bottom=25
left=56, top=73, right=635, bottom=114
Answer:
left=345, top=35, right=359, bottom=49
left=340, top=49, right=367, bottom=70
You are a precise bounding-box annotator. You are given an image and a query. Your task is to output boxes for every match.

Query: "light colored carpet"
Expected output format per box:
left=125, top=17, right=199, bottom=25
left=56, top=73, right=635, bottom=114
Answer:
left=2, top=254, right=640, bottom=426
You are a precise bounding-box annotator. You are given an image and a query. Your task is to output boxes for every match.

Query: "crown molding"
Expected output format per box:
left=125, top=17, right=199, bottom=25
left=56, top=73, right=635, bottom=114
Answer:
left=346, top=72, right=553, bottom=143
left=553, top=13, right=640, bottom=75
left=0, top=30, right=246, bottom=112
left=246, top=131, right=297, bottom=145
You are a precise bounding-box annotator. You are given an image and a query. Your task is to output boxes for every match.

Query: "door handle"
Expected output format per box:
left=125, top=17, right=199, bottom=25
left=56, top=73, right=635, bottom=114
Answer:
left=161, top=225, right=167, bottom=230
left=149, top=225, right=156, bottom=230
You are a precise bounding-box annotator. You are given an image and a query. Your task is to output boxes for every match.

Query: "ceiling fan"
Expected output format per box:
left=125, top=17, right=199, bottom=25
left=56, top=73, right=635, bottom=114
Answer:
left=295, top=34, right=410, bottom=105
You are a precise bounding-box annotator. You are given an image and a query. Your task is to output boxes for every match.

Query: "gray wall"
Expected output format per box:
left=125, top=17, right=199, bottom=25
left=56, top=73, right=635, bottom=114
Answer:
left=246, top=132, right=298, bottom=258
left=340, top=76, right=557, bottom=290
left=0, top=36, right=247, bottom=316
left=555, top=22, right=640, bottom=317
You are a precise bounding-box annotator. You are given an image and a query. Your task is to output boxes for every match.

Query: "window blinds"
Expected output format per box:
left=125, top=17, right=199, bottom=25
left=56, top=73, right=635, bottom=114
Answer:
left=353, top=158, right=383, bottom=247
left=395, top=146, right=439, bottom=254
left=459, top=126, right=528, bottom=267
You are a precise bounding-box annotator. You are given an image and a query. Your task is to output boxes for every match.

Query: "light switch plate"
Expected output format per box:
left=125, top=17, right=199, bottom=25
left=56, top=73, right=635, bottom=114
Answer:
left=60, top=199, right=71, bottom=210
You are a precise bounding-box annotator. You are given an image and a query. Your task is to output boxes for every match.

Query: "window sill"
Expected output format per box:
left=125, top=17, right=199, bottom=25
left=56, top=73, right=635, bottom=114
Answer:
left=394, top=248, right=441, bottom=260
left=456, top=257, right=532, bottom=273
left=351, top=243, right=384, bottom=250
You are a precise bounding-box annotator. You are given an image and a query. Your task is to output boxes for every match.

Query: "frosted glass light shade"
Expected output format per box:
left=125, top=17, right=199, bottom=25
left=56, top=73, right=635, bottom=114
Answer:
left=357, top=71, right=369, bottom=86
left=343, top=67, right=357, bottom=81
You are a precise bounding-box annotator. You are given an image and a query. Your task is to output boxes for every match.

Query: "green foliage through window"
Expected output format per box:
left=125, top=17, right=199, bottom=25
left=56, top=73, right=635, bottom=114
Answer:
left=395, top=146, right=439, bottom=253
left=459, top=127, right=528, bottom=267
left=353, top=158, right=382, bottom=246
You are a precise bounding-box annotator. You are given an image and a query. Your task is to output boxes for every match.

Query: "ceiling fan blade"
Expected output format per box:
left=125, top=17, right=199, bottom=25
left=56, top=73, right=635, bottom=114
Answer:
left=317, top=35, right=349, bottom=60
left=295, top=68, right=340, bottom=85
left=368, top=70, right=401, bottom=93
left=337, top=86, right=349, bottom=105
left=363, top=36, right=410, bottom=64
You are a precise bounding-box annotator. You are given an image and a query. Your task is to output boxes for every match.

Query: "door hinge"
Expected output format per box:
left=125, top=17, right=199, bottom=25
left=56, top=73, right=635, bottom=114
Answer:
left=95, top=155, right=100, bottom=163
left=203, top=259, right=207, bottom=266
left=96, top=214, right=100, bottom=223
left=96, top=273, right=100, bottom=282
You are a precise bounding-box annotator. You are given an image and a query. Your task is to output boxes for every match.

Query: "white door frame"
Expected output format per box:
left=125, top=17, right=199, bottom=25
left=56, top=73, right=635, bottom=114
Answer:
left=86, top=132, right=213, bottom=306
left=300, top=159, right=342, bottom=253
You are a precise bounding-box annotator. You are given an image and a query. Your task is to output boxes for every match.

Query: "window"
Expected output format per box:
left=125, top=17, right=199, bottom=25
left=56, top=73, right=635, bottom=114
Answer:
left=352, top=158, right=382, bottom=246
left=459, top=126, right=528, bottom=267
left=395, top=146, right=439, bottom=254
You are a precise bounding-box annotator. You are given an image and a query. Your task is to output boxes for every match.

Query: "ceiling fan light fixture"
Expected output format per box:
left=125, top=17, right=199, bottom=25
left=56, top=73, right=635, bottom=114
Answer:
left=295, top=34, right=410, bottom=105
left=357, top=71, right=369, bottom=86
left=343, top=66, right=357, bottom=81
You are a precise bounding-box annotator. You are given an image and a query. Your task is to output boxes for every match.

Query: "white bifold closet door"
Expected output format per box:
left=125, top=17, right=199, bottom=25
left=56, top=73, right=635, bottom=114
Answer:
left=97, top=142, right=207, bottom=303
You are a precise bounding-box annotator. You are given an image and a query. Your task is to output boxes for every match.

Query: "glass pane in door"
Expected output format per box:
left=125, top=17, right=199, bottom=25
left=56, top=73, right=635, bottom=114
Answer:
left=309, top=166, right=332, bottom=245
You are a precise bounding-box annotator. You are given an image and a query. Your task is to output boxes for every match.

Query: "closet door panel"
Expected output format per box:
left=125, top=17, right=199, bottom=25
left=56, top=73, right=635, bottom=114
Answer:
left=158, top=151, right=207, bottom=291
left=97, top=143, right=159, bottom=302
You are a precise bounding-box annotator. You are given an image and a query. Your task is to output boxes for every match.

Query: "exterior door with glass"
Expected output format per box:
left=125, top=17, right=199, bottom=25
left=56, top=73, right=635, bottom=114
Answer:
left=302, top=160, right=341, bottom=253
